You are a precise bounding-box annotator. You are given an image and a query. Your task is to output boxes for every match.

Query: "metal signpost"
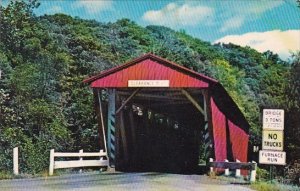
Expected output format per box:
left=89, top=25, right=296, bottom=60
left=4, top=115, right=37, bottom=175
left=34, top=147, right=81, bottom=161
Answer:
left=259, top=109, right=286, bottom=180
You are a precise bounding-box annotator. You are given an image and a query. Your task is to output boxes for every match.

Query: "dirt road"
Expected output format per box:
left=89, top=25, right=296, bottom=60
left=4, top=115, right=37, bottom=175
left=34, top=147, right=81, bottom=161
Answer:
left=0, top=172, right=254, bottom=191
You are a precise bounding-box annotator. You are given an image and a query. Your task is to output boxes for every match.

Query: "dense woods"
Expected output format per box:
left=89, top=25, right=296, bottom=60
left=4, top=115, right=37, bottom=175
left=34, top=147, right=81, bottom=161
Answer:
left=0, top=0, right=299, bottom=178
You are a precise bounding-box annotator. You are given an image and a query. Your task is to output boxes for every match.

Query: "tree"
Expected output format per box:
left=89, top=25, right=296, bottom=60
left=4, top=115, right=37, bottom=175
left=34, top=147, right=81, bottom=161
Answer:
left=285, top=51, right=300, bottom=162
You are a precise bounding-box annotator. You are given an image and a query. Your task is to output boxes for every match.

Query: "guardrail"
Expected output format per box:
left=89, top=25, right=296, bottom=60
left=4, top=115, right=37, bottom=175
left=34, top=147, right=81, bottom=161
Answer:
left=49, top=149, right=108, bottom=176
left=208, top=158, right=257, bottom=182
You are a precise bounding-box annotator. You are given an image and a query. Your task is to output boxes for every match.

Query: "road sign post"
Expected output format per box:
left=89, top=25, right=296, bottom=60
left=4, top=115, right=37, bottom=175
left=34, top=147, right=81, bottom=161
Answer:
left=259, top=109, right=286, bottom=167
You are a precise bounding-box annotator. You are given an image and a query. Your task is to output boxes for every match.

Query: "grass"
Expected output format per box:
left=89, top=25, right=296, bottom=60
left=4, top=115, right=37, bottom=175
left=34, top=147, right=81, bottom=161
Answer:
left=0, top=171, right=14, bottom=180
left=0, top=168, right=106, bottom=180
left=0, top=169, right=54, bottom=180
left=208, top=171, right=300, bottom=191
left=250, top=181, right=299, bottom=191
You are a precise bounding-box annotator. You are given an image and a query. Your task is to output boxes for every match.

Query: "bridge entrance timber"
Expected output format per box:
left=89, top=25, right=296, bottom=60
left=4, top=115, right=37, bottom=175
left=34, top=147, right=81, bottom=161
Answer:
left=84, top=53, right=250, bottom=173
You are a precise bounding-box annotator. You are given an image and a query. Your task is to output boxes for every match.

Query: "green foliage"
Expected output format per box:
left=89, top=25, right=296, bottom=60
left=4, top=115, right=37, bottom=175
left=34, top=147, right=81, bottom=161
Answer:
left=285, top=51, right=300, bottom=162
left=256, top=167, right=269, bottom=181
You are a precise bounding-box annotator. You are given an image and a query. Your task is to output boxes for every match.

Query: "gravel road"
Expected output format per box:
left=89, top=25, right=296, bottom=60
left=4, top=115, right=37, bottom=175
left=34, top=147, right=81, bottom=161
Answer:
left=0, top=172, right=254, bottom=191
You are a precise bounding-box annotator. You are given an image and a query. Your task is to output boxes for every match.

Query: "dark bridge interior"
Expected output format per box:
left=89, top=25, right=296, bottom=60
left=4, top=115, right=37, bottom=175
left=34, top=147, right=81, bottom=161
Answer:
left=110, top=88, right=206, bottom=174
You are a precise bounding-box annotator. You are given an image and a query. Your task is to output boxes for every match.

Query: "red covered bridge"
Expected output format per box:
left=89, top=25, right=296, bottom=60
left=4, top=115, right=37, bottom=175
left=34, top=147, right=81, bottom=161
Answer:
left=84, top=53, right=249, bottom=173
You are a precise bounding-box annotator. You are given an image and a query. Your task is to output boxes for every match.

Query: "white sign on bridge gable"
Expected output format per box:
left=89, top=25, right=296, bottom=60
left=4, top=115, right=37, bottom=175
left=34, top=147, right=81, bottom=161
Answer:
left=263, top=109, right=284, bottom=130
left=128, top=80, right=170, bottom=87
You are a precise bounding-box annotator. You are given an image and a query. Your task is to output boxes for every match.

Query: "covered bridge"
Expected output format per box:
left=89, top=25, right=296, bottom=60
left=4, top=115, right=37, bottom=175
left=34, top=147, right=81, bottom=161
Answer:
left=84, top=53, right=249, bottom=173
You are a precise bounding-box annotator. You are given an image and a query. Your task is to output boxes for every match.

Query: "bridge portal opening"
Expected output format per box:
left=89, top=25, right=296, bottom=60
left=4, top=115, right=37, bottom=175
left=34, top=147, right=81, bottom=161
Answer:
left=103, top=88, right=206, bottom=173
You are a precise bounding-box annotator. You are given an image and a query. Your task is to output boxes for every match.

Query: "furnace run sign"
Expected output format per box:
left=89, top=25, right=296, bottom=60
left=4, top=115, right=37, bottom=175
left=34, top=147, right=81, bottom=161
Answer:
left=263, top=109, right=284, bottom=130
left=259, top=150, right=286, bottom=165
left=262, top=130, right=283, bottom=151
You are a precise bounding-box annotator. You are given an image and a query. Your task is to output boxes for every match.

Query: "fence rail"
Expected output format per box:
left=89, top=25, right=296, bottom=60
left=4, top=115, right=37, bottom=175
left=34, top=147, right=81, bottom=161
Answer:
left=49, top=149, right=109, bottom=176
left=208, top=158, right=257, bottom=182
left=208, top=161, right=256, bottom=170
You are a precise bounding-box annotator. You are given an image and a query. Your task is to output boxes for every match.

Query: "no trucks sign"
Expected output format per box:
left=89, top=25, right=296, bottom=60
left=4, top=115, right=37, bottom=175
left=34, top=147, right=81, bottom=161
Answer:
left=262, top=130, right=283, bottom=151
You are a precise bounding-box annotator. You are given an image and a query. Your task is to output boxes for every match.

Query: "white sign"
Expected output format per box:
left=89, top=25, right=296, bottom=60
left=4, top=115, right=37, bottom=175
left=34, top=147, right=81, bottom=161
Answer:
left=262, top=130, right=283, bottom=151
left=259, top=150, right=286, bottom=165
left=263, top=109, right=284, bottom=130
left=128, top=80, right=169, bottom=87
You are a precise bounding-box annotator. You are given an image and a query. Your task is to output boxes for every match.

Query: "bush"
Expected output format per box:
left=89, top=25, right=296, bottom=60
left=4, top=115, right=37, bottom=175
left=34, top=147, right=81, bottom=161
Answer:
left=256, top=167, right=269, bottom=181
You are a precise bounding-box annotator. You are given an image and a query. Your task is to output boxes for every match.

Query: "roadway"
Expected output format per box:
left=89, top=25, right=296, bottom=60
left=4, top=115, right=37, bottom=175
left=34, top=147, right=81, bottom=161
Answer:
left=0, top=172, right=254, bottom=191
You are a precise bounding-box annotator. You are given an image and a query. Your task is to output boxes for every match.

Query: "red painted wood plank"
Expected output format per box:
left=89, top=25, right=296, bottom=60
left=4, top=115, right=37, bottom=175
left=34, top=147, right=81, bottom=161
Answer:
left=122, top=68, right=129, bottom=86
left=228, top=120, right=248, bottom=162
left=147, top=59, right=157, bottom=80
left=211, top=98, right=227, bottom=162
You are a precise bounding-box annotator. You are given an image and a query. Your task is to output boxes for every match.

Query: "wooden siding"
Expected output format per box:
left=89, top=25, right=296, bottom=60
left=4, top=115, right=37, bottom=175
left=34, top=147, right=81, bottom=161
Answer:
left=211, top=97, right=249, bottom=163
left=211, top=98, right=227, bottom=162
left=91, top=59, right=209, bottom=88
left=228, top=120, right=249, bottom=162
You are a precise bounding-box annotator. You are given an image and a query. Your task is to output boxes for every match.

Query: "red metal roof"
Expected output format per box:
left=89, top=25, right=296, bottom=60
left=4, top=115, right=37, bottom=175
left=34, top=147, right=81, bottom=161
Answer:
left=83, top=53, right=218, bottom=88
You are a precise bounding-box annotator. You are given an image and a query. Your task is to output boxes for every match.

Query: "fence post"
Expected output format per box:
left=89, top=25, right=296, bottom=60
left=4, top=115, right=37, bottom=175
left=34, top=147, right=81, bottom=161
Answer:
left=225, top=159, right=229, bottom=176
left=49, top=149, right=54, bottom=176
left=99, top=150, right=104, bottom=161
left=235, top=159, right=241, bottom=177
left=13, top=147, right=19, bottom=175
left=79, top=149, right=83, bottom=173
left=99, top=150, right=105, bottom=172
left=209, top=158, right=214, bottom=173
left=250, top=161, right=257, bottom=182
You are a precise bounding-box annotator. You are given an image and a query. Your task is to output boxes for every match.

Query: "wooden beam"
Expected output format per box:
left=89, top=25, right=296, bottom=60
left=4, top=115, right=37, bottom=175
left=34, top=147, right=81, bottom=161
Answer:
left=202, top=89, right=211, bottom=159
left=107, top=89, right=116, bottom=166
left=126, top=88, right=180, bottom=92
left=97, top=89, right=108, bottom=153
left=116, top=88, right=141, bottom=114
left=115, top=92, right=121, bottom=169
left=117, top=91, right=186, bottom=101
left=93, top=89, right=106, bottom=152
left=149, top=101, right=191, bottom=107
left=181, top=89, right=205, bottom=116
left=203, top=91, right=208, bottom=122
left=208, top=161, right=256, bottom=170
left=202, top=89, right=215, bottom=159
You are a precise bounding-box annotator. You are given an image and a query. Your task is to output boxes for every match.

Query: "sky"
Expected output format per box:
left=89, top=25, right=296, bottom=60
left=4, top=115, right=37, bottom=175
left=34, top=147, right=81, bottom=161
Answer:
left=2, top=0, right=300, bottom=60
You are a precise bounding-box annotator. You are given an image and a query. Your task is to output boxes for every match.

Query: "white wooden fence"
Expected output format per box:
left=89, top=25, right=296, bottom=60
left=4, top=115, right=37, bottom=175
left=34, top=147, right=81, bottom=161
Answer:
left=49, top=149, right=109, bottom=176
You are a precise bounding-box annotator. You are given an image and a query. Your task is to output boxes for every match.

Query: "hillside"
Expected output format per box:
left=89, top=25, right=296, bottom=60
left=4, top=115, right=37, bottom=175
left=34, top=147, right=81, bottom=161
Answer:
left=0, top=1, right=299, bottom=176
